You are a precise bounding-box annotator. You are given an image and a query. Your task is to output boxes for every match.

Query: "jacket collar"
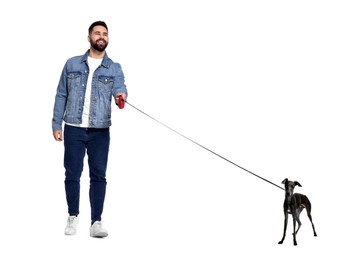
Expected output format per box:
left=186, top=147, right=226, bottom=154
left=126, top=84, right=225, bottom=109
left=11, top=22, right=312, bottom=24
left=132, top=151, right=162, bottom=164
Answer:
left=81, top=49, right=111, bottom=68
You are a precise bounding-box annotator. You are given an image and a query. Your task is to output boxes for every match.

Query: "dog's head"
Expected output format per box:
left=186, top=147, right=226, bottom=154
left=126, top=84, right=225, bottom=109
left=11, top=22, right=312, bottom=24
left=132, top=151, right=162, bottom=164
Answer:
left=282, top=178, right=302, bottom=196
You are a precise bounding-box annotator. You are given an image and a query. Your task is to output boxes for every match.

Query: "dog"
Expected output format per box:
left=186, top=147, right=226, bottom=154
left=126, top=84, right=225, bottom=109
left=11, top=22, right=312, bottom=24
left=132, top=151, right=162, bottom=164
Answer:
left=278, top=178, right=317, bottom=245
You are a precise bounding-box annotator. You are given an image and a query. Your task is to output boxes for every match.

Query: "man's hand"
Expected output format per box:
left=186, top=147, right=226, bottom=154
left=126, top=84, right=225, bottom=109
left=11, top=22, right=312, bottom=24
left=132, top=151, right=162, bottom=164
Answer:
left=115, top=93, right=126, bottom=109
left=115, top=93, right=126, bottom=103
left=53, top=130, right=63, bottom=141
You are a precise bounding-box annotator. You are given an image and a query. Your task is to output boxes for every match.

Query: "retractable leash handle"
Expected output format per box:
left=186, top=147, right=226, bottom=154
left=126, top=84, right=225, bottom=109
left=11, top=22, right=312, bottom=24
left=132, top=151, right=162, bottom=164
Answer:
left=116, top=95, right=125, bottom=109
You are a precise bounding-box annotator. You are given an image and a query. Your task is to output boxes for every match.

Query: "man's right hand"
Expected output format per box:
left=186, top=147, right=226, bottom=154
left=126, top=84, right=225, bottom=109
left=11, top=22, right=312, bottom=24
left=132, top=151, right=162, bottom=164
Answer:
left=53, top=130, right=63, bottom=141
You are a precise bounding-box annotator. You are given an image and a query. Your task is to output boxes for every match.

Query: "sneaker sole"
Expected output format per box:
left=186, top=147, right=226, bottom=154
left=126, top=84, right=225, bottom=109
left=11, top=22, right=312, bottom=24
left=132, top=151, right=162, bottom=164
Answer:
left=90, top=231, right=108, bottom=238
left=65, top=228, right=77, bottom=235
left=65, top=231, right=77, bottom=235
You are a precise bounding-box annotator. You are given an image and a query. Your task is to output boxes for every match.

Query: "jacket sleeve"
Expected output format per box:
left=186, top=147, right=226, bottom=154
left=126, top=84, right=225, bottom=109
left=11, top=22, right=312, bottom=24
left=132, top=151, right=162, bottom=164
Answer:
left=112, top=63, right=128, bottom=100
left=52, top=61, right=68, bottom=131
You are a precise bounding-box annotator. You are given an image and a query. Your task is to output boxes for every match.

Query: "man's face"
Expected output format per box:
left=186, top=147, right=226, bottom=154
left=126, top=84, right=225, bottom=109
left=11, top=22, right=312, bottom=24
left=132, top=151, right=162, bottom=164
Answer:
left=89, top=25, right=109, bottom=52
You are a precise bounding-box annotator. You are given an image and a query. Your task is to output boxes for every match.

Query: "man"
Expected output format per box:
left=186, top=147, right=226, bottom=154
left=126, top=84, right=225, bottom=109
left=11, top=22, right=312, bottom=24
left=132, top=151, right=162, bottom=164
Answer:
left=52, top=21, right=127, bottom=238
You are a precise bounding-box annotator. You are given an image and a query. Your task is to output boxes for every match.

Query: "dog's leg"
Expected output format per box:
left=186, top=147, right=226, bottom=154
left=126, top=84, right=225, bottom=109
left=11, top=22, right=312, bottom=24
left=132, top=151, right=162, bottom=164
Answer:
left=290, top=202, right=299, bottom=246
left=294, top=207, right=303, bottom=235
left=304, top=198, right=317, bottom=237
left=306, top=209, right=317, bottom=237
left=292, top=213, right=298, bottom=246
left=278, top=211, right=288, bottom=244
left=307, top=213, right=317, bottom=237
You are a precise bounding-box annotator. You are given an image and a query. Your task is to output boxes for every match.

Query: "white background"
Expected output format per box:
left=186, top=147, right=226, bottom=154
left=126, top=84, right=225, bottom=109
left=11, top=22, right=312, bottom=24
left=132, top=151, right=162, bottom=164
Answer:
left=1, top=0, right=351, bottom=259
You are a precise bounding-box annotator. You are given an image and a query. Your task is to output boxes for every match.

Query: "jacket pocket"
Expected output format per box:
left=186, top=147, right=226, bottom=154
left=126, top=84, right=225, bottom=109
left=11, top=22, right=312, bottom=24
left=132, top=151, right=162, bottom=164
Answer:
left=98, top=75, right=114, bottom=93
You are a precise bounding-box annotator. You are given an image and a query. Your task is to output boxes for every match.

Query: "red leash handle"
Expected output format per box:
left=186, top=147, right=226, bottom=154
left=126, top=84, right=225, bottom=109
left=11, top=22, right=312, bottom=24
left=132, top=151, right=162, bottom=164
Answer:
left=117, top=95, right=125, bottom=109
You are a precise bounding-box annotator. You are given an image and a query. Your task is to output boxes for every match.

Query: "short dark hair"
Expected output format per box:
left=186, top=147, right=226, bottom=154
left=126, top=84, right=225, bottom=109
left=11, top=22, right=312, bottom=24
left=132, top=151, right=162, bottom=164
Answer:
left=88, top=21, right=108, bottom=34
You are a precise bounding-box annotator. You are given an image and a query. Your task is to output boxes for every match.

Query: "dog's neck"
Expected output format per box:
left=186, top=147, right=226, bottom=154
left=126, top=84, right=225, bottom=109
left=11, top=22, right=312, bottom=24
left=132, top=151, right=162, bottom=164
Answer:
left=284, top=190, right=294, bottom=202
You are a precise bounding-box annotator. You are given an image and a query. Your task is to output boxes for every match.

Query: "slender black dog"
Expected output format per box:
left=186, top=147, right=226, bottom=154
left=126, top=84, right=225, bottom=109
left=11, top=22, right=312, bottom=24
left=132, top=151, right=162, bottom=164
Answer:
left=278, top=178, right=317, bottom=246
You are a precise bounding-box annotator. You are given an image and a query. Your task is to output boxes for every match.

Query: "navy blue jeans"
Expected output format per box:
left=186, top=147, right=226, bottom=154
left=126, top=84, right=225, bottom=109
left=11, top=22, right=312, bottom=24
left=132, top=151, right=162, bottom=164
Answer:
left=64, top=124, right=110, bottom=223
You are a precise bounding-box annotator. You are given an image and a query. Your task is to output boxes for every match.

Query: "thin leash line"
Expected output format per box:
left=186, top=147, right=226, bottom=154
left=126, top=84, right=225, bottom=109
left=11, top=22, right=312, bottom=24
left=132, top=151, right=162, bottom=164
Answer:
left=125, top=101, right=284, bottom=191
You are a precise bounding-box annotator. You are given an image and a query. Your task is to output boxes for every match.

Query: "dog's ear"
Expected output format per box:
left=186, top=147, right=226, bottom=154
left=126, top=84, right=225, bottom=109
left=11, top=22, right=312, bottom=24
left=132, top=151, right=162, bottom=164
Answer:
left=281, top=178, right=288, bottom=184
left=294, top=181, right=302, bottom=187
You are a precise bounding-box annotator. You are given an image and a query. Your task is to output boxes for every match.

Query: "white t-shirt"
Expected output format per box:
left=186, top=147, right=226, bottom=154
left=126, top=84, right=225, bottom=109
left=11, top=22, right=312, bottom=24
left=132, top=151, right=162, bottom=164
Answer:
left=67, top=56, right=102, bottom=128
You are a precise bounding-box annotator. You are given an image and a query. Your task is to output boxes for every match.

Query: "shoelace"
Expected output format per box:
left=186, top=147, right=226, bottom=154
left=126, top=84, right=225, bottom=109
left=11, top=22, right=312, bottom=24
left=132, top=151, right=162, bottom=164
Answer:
left=93, top=221, right=102, bottom=227
left=67, top=217, right=76, bottom=227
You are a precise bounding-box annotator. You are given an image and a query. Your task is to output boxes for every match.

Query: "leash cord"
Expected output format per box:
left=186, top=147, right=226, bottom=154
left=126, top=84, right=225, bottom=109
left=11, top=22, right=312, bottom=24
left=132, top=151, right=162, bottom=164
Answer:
left=125, top=101, right=284, bottom=191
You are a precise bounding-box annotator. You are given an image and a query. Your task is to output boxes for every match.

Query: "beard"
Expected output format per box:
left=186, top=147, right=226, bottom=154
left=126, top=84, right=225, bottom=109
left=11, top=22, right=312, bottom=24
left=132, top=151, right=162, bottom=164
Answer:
left=91, top=39, right=108, bottom=52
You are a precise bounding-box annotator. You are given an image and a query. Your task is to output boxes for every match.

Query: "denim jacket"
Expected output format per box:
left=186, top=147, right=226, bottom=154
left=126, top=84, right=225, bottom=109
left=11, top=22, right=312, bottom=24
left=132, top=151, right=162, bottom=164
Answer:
left=52, top=50, right=128, bottom=131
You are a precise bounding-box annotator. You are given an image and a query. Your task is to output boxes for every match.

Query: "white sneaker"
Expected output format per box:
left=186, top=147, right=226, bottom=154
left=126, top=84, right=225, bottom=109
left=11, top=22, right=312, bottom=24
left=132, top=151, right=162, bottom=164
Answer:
left=90, top=221, right=108, bottom=238
left=64, top=216, right=79, bottom=235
